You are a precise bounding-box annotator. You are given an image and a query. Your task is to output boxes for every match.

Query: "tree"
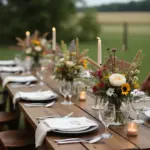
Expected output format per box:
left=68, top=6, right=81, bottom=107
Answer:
left=0, top=0, right=77, bottom=44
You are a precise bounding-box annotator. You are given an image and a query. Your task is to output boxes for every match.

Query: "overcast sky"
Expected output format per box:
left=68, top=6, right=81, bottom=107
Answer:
left=82, top=0, right=140, bottom=6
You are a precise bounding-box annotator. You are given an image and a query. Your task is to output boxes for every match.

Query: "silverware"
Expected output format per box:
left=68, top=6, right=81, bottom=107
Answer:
left=36, top=112, right=74, bottom=120
left=24, top=101, right=55, bottom=108
left=55, top=133, right=112, bottom=144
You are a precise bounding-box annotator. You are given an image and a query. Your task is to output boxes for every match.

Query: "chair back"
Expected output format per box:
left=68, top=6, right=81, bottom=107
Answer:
left=0, top=139, right=7, bottom=150
left=141, top=73, right=150, bottom=95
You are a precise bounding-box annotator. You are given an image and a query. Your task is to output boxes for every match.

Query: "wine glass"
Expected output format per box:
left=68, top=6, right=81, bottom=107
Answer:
left=36, top=66, right=47, bottom=86
left=67, top=82, right=74, bottom=105
left=132, top=95, right=145, bottom=124
left=99, top=103, right=115, bottom=132
left=23, top=56, right=33, bottom=74
left=59, top=82, right=69, bottom=105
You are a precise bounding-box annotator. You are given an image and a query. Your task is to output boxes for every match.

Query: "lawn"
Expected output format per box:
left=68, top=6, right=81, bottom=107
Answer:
left=0, top=32, right=150, bottom=84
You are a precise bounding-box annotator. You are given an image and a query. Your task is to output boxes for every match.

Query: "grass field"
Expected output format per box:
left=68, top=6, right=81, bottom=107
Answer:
left=0, top=12, right=150, bottom=84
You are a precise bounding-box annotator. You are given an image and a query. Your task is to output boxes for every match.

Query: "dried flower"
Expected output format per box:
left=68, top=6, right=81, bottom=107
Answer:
left=112, top=48, right=117, bottom=52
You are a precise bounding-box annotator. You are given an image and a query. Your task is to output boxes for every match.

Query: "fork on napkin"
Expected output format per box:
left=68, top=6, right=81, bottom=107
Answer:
left=2, top=75, right=37, bottom=87
left=35, top=117, right=98, bottom=147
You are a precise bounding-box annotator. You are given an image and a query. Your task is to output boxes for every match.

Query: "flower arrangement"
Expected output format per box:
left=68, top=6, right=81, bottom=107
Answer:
left=90, top=48, right=143, bottom=124
left=54, top=39, right=88, bottom=82
left=16, top=31, right=52, bottom=66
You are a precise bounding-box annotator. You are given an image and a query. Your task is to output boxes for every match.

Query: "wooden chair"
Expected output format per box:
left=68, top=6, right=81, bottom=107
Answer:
left=0, top=130, right=35, bottom=150
left=141, top=73, right=150, bottom=95
left=0, top=138, right=7, bottom=150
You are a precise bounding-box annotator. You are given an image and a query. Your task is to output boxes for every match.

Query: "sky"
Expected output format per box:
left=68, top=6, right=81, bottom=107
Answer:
left=82, top=0, right=140, bottom=6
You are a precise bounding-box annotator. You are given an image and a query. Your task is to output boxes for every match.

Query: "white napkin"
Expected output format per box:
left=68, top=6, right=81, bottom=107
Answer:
left=3, top=75, right=37, bottom=87
left=13, top=90, right=57, bottom=105
left=0, top=60, right=16, bottom=66
left=35, top=117, right=98, bottom=147
left=0, top=66, right=24, bottom=73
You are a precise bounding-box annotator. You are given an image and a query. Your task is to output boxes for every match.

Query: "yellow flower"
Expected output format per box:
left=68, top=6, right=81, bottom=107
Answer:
left=133, top=82, right=139, bottom=89
left=121, top=83, right=131, bottom=95
left=31, top=40, right=40, bottom=45
left=81, top=59, right=87, bottom=69
left=104, top=74, right=110, bottom=79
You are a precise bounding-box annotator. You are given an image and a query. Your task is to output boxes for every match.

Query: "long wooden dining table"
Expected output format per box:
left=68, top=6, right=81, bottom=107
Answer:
left=1, top=73, right=150, bottom=150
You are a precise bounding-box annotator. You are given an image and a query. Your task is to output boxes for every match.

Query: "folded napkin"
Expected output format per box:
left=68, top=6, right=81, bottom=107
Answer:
left=0, top=66, right=24, bottom=73
left=3, top=75, right=37, bottom=87
left=13, top=90, right=57, bottom=105
left=0, top=60, right=16, bottom=66
left=35, top=117, right=98, bottom=147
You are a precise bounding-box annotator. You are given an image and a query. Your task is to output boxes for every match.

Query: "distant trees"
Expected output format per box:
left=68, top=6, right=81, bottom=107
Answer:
left=0, top=0, right=76, bottom=44
left=79, top=0, right=150, bottom=12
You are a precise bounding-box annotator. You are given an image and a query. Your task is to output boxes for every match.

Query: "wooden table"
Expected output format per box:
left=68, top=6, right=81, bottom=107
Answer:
left=1, top=73, right=150, bottom=150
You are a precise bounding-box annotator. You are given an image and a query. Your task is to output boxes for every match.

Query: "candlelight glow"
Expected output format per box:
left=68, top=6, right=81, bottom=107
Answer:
left=97, top=37, right=100, bottom=40
left=26, top=31, right=30, bottom=36
left=52, top=27, right=56, bottom=32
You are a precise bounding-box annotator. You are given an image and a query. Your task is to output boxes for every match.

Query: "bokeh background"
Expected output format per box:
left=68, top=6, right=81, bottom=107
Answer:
left=0, top=0, right=150, bottom=83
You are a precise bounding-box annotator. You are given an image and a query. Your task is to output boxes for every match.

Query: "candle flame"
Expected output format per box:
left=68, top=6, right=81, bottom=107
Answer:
left=26, top=31, right=30, bottom=36
left=52, top=27, right=56, bottom=32
left=97, top=37, right=100, bottom=40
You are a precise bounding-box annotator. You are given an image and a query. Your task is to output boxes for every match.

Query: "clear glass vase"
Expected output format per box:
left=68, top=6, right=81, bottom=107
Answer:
left=92, top=95, right=105, bottom=110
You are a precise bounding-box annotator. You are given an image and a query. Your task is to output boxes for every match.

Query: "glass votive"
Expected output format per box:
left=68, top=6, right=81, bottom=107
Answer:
left=79, top=91, right=87, bottom=101
left=127, top=122, right=138, bottom=136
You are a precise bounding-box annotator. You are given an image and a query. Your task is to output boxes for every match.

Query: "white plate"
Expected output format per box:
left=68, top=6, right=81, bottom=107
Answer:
left=144, top=110, right=150, bottom=117
left=53, top=125, right=98, bottom=134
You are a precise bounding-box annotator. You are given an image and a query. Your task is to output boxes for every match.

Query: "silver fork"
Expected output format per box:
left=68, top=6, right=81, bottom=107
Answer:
left=55, top=133, right=112, bottom=144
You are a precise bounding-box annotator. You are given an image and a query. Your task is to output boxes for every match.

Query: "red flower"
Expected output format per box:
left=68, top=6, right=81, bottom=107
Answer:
left=98, top=82, right=105, bottom=88
left=92, top=86, right=97, bottom=93
left=97, top=70, right=103, bottom=79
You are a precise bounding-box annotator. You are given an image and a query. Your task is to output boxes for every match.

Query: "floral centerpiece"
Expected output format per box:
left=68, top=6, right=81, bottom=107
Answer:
left=90, top=48, right=143, bottom=124
left=54, top=39, right=88, bottom=83
left=16, top=31, right=52, bottom=67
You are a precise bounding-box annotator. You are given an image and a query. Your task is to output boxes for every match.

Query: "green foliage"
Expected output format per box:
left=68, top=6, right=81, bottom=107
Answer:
left=0, top=0, right=76, bottom=44
left=77, top=11, right=100, bottom=41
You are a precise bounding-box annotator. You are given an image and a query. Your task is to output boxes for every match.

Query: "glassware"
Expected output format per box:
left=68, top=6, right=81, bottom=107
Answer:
left=14, top=53, right=24, bottom=67
left=132, top=95, right=145, bottom=124
left=60, top=81, right=74, bottom=105
left=23, top=56, right=33, bottom=74
left=36, top=66, right=47, bottom=86
left=99, top=103, right=115, bottom=132
left=59, top=82, right=68, bottom=105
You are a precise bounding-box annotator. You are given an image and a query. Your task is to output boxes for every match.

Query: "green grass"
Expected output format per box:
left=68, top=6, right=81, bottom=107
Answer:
left=0, top=32, right=150, bottom=84
left=79, top=33, right=150, bottom=84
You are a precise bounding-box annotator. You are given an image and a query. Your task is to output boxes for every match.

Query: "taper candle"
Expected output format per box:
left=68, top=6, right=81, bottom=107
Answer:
left=97, top=37, right=102, bottom=65
left=52, top=27, right=56, bottom=50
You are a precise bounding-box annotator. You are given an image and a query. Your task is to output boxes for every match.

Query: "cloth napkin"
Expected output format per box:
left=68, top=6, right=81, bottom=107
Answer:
left=35, top=117, right=98, bottom=147
left=3, top=75, right=37, bottom=87
left=13, top=90, right=57, bottom=105
left=0, top=60, right=16, bottom=66
left=0, top=66, right=24, bottom=73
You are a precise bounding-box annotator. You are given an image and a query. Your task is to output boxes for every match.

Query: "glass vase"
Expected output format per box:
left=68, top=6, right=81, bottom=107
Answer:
left=92, top=95, right=104, bottom=110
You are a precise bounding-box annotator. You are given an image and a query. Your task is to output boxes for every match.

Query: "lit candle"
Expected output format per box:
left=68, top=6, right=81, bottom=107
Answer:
left=97, top=37, right=102, bottom=65
left=26, top=31, right=30, bottom=47
left=52, top=27, right=56, bottom=50
left=79, top=91, right=87, bottom=100
left=127, top=122, right=138, bottom=136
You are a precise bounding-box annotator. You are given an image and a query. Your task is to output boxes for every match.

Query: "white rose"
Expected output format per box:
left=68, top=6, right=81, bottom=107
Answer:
left=109, top=73, right=126, bottom=87
left=40, top=38, right=47, bottom=46
left=25, top=48, right=32, bottom=54
left=34, top=46, right=42, bottom=52
left=65, top=61, right=75, bottom=67
left=59, top=58, right=64, bottom=62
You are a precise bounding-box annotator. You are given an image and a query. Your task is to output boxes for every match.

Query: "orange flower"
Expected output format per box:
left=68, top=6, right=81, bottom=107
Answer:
left=31, top=40, right=40, bottom=45
left=81, top=59, right=87, bottom=69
